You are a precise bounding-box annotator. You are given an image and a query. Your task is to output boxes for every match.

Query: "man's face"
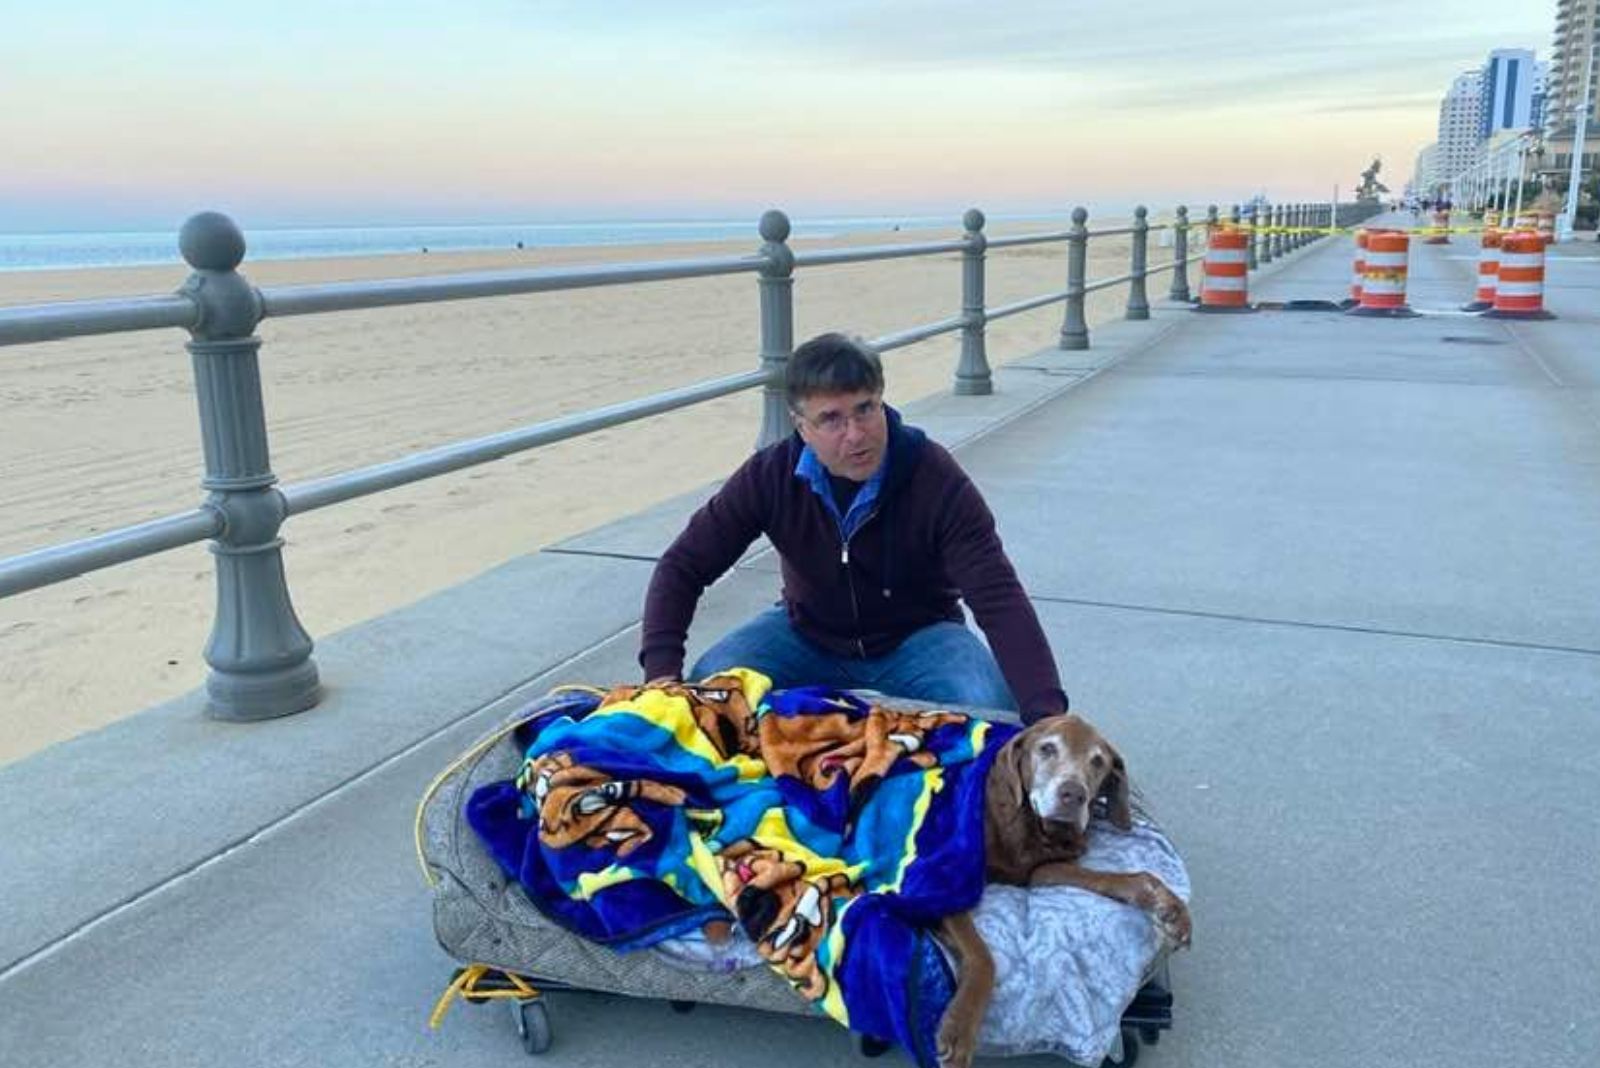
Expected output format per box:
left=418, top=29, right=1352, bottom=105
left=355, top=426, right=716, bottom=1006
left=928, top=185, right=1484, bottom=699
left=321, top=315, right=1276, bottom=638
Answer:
left=792, top=389, right=888, bottom=482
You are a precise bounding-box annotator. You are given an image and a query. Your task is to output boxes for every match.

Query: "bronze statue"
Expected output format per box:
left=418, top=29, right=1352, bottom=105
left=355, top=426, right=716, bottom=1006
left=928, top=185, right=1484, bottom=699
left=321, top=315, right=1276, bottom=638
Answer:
left=1356, top=158, right=1389, bottom=201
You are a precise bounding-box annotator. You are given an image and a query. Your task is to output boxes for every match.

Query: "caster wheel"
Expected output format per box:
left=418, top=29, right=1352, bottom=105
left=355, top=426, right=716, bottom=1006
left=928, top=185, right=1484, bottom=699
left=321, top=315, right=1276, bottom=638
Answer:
left=513, top=998, right=552, bottom=1055
left=1138, top=1026, right=1161, bottom=1046
left=669, top=1000, right=697, bottom=1014
left=1103, top=1026, right=1140, bottom=1068
left=857, top=1034, right=892, bottom=1058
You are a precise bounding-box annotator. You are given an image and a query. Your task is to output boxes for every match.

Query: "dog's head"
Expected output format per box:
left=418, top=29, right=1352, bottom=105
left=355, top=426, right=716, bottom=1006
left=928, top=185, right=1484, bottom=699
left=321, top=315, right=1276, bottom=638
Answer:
left=1000, top=714, right=1131, bottom=834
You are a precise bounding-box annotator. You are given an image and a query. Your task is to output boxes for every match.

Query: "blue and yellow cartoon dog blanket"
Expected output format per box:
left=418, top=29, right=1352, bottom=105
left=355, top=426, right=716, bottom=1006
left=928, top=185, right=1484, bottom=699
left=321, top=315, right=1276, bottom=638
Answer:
left=466, top=669, right=1019, bottom=1068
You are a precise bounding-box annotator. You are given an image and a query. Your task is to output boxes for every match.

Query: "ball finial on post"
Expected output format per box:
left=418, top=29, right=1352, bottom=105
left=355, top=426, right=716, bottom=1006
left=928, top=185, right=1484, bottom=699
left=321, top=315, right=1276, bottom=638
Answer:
left=963, top=208, right=986, bottom=232
left=758, top=209, right=791, bottom=244
left=179, top=212, right=247, bottom=272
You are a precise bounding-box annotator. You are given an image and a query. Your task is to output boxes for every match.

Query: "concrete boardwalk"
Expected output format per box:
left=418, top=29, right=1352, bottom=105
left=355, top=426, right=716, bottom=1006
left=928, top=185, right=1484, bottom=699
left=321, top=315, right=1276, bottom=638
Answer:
left=4, top=218, right=1598, bottom=1068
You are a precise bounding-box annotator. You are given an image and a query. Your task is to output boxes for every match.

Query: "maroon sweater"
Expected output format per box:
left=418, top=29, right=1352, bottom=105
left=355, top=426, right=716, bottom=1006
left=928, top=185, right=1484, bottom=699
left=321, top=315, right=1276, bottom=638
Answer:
left=640, top=410, right=1068, bottom=722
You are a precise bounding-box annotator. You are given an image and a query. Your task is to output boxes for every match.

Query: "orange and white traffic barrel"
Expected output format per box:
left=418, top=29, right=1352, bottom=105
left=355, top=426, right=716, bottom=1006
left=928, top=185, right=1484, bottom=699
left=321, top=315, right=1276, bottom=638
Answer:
left=1536, top=212, right=1556, bottom=246
left=1461, top=228, right=1500, bottom=312
left=1345, top=229, right=1368, bottom=307
left=1195, top=226, right=1254, bottom=313
left=1346, top=230, right=1417, bottom=317
left=1424, top=209, right=1450, bottom=245
left=1484, top=230, right=1556, bottom=320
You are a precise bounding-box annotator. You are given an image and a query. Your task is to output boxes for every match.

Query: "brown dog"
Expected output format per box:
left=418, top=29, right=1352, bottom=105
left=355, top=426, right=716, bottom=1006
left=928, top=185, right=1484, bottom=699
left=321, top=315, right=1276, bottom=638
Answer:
left=935, top=714, right=1192, bottom=1068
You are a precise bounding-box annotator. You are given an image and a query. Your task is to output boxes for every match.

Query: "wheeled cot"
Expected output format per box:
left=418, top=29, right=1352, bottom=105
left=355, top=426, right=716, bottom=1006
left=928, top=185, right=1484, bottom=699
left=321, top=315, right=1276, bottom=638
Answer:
left=417, top=685, right=1189, bottom=1066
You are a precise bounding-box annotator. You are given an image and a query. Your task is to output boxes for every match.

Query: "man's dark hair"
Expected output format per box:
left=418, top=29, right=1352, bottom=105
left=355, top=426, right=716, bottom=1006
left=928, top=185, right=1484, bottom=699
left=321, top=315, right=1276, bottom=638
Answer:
left=785, top=333, right=884, bottom=410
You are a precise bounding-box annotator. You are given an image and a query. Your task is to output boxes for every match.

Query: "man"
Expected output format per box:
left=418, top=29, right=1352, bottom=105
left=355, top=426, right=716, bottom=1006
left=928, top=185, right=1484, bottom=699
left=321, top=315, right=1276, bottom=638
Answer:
left=639, top=332, right=1067, bottom=723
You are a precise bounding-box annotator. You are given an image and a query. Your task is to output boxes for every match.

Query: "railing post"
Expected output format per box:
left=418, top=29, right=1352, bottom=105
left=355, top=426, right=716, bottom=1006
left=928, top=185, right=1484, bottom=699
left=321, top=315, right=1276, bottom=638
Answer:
left=1260, top=203, right=1275, bottom=264
left=1230, top=203, right=1242, bottom=231
left=1246, top=203, right=1260, bottom=271
left=755, top=209, right=795, bottom=449
left=1168, top=205, right=1191, bottom=302
left=1058, top=206, right=1090, bottom=350
left=954, top=208, right=992, bottom=395
left=178, top=212, right=319, bottom=721
left=1125, top=205, right=1150, bottom=321
left=1272, top=204, right=1285, bottom=259
left=1296, top=204, right=1306, bottom=248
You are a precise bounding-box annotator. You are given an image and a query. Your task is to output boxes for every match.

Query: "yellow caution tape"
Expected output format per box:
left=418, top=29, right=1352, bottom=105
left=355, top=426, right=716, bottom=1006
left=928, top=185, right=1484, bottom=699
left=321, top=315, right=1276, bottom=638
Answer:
left=1195, top=223, right=1546, bottom=237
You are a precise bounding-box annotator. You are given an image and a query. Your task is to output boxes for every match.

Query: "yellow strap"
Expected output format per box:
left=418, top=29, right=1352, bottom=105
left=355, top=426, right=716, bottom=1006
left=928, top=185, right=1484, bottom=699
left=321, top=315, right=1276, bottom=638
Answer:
left=428, top=964, right=542, bottom=1030
left=428, top=964, right=482, bottom=1029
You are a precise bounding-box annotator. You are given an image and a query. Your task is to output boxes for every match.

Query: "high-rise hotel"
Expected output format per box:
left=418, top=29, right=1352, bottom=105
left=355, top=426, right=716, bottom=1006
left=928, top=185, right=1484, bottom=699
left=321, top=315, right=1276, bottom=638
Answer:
left=1546, top=0, right=1599, bottom=177
left=1437, top=71, right=1484, bottom=180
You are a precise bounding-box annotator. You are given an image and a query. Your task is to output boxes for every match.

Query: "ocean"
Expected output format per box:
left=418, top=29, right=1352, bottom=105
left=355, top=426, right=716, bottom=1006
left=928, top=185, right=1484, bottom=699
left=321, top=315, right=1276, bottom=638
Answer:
left=0, top=213, right=1081, bottom=273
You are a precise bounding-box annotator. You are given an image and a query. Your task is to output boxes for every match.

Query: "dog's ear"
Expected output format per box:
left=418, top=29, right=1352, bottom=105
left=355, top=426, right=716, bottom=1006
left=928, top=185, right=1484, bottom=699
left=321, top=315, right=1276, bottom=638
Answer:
left=1100, top=745, right=1132, bottom=831
left=991, top=731, right=1029, bottom=815
left=1009, top=730, right=1035, bottom=810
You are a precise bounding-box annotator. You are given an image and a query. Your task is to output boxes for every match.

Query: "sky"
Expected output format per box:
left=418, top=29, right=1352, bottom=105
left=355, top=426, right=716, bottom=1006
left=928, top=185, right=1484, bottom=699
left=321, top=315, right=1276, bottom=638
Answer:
left=0, top=0, right=1549, bottom=231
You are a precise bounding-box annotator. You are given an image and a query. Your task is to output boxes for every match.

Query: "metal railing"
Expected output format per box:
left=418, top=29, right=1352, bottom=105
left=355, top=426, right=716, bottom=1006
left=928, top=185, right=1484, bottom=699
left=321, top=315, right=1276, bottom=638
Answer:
left=0, top=199, right=1339, bottom=721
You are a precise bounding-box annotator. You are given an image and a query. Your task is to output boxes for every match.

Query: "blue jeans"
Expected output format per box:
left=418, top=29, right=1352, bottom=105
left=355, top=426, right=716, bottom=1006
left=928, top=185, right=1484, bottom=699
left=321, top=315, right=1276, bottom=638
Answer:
left=689, top=605, right=1018, bottom=711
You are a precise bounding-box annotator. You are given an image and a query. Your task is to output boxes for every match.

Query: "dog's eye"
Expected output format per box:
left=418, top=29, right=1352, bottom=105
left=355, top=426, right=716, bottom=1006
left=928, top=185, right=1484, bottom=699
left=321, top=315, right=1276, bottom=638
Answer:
left=1090, top=753, right=1105, bottom=768
left=1037, top=741, right=1059, bottom=759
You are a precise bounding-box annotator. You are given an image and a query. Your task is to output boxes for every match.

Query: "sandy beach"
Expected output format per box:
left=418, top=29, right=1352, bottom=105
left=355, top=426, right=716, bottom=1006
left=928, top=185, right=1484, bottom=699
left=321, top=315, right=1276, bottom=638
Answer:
left=0, top=217, right=1195, bottom=764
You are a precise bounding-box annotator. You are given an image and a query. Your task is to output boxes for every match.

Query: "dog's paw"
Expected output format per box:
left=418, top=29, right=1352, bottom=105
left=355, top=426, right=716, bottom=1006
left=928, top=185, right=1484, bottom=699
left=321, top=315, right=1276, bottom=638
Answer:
left=1152, top=891, right=1192, bottom=950
left=936, top=1011, right=979, bottom=1068
left=1135, top=872, right=1191, bottom=949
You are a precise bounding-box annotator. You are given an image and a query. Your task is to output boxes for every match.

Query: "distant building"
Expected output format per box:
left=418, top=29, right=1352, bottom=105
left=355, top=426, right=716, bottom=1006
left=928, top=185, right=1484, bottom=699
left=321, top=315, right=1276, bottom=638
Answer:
left=1478, top=49, right=1538, bottom=138
left=1544, top=0, right=1598, bottom=183
left=1411, top=142, right=1441, bottom=195
left=1531, top=60, right=1551, bottom=132
left=1437, top=70, right=1484, bottom=181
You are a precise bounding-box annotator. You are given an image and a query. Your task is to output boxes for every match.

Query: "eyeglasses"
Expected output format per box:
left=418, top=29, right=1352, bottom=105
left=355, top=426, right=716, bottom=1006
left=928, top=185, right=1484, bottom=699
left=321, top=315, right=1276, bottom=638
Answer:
left=793, top=396, right=883, bottom=436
